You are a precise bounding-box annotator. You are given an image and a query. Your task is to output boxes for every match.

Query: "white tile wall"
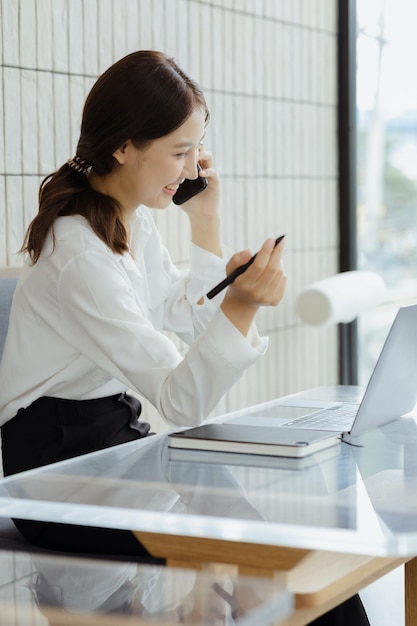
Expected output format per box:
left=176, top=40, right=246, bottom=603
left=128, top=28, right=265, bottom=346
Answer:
left=0, top=0, right=340, bottom=431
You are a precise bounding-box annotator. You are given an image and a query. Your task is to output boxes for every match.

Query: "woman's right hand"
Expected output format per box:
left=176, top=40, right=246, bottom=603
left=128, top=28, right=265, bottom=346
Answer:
left=220, top=237, right=287, bottom=336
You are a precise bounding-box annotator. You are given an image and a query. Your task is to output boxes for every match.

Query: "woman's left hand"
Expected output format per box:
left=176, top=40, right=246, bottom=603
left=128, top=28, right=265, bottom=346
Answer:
left=180, top=146, right=222, bottom=257
left=179, top=145, right=220, bottom=221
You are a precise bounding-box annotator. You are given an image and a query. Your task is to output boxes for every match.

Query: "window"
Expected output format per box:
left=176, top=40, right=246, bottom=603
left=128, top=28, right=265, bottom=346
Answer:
left=356, top=0, right=417, bottom=382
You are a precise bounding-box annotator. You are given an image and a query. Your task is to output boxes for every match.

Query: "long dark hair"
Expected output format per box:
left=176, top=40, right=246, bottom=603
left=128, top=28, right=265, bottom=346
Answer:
left=22, top=50, right=209, bottom=262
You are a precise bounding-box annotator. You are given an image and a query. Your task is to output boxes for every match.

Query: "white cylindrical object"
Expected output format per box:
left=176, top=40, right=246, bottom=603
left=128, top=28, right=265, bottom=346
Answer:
left=296, top=271, right=388, bottom=326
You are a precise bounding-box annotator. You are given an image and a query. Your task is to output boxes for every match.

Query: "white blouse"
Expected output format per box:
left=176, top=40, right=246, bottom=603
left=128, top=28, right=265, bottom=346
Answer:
left=0, top=208, right=267, bottom=427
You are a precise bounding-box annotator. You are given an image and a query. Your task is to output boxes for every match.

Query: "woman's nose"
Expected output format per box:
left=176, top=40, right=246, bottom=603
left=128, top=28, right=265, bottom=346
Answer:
left=182, top=153, right=199, bottom=180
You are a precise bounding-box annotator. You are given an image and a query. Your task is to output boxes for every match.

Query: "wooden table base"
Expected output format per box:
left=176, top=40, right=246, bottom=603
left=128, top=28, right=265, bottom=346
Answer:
left=134, top=530, right=413, bottom=625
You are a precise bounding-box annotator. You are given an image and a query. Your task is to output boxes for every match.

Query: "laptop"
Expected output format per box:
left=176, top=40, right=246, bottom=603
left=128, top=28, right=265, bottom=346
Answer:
left=227, top=304, right=417, bottom=442
left=169, top=304, right=417, bottom=459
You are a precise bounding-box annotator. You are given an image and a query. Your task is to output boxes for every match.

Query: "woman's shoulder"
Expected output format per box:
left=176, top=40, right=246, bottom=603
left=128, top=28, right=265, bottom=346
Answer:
left=54, top=214, right=93, bottom=237
left=53, top=215, right=110, bottom=253
left=36, top=216, right=124, bottom=285
left=37, top=215, right=115, bottom=269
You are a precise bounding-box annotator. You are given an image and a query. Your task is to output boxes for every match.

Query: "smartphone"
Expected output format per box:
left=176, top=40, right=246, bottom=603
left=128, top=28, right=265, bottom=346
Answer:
left=172, top=164, right=208, bottom=205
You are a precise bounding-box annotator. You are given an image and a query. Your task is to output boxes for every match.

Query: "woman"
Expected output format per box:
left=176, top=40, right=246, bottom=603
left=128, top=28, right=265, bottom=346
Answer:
left=0, top=51, right=285, bottom=552
left=0, top=51, right=368, bottom=625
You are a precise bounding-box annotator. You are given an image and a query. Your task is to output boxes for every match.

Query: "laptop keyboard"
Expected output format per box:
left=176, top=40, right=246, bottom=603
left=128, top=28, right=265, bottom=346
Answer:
left=280, top=405, right=359, bottom=432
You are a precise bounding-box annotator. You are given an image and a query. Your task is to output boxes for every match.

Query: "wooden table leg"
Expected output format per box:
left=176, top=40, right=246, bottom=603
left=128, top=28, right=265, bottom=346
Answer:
left=405, top=557, right=417, bottom=626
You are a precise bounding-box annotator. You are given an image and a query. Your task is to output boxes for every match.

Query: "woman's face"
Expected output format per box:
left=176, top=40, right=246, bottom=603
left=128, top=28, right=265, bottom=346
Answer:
left=112, top=108, right=206, bottom=212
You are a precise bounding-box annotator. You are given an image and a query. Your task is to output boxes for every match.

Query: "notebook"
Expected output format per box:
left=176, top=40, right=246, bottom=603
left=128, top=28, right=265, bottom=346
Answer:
left=169, top=304, right=417, bottom=458
left=168, top=423, right=341, bottom=458
left=168, top=440, right=343, bottom=470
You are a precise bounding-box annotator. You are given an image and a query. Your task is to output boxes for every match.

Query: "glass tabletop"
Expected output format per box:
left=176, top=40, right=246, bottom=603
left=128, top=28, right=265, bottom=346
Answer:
left=0, top=549, right=291, bottom=625
left=1, top=387, right=417, bottom=557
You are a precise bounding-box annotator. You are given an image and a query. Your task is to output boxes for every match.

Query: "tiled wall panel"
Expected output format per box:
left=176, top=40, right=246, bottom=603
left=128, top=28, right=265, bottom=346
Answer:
left=0, top=0, right=340, bottom=432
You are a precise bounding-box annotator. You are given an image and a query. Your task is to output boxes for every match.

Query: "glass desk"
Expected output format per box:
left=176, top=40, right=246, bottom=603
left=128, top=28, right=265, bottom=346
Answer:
left=0, top=387, right=416, bottom=624
left=0, top=549, right=291, bottom=625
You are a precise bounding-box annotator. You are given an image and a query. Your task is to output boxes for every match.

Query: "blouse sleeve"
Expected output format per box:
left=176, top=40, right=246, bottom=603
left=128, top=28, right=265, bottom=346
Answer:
left=132, top=208, right=231, bottom=344
left=58, top=251, right=267, bottom=427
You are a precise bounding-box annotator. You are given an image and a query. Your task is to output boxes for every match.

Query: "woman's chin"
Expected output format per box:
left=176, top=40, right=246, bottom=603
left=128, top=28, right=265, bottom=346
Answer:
left=156, top=194, right=176, bottom=209
left=142, top=195, right=173, bottom=210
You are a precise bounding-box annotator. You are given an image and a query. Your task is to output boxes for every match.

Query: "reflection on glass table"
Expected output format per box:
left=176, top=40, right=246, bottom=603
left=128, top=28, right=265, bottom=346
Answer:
left=0, top=549, right=291, bottom=625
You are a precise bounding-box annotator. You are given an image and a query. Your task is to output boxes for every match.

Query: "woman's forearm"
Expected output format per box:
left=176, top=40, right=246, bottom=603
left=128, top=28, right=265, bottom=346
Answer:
left=189, top=213, right=222, bottom=257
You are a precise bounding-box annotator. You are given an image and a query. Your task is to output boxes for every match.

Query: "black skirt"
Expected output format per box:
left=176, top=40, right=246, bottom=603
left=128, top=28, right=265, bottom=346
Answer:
left=1, top=393, right=158, bottom=560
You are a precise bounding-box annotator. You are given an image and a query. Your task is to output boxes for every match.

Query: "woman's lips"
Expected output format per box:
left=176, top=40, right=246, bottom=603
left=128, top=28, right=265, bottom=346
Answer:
left=164, top=183, right=181, bottom=196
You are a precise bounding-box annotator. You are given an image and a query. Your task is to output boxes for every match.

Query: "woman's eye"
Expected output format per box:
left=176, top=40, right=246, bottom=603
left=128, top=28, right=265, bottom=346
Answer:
left=175, top=152, right=188, bottom=158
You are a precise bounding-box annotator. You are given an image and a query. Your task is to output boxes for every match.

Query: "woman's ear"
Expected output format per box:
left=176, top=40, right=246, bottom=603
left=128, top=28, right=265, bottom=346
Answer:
left=112, top=141, right=131, bottom=165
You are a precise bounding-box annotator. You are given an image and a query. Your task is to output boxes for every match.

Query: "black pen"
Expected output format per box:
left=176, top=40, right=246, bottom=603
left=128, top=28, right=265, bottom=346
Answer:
left=206, top=234, right=286, bottom=300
